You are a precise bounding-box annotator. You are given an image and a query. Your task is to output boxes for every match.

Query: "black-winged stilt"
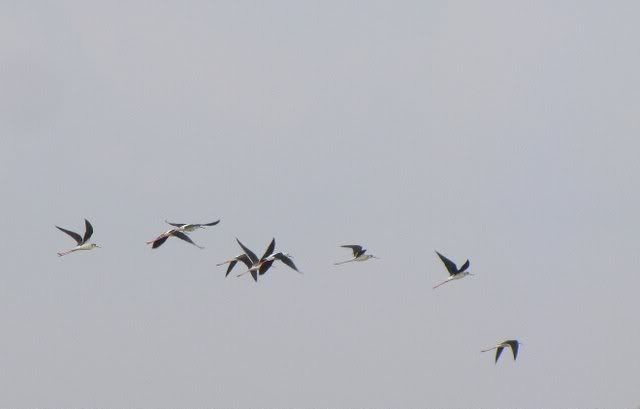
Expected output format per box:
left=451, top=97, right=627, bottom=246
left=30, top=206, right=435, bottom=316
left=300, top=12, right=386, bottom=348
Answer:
left=56, top=219, right=100, bottom=256
left=234, top=238, right=276, bottom=281
left=334, top=245, right=378, bottom=265
left=246, top=251, right=300, bottom=278
left=481, top=340, right=520, bottom=363
left=432, top=251, right=472, bottom=289
left=146, top=228, right=204, bottom=249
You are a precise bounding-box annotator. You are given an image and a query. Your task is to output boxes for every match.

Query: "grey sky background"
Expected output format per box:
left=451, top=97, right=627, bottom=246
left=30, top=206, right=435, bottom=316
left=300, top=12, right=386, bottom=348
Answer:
left=1, top=1, right=639, bottom=408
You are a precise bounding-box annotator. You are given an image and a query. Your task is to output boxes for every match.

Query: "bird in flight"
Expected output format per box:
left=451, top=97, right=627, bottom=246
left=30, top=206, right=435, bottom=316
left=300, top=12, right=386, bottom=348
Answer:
left=334, top=245, right=378, bottom=265
left=481, top=340, right=520, bottom=363
left=216, top=253, right=253, bottom=277
left=164, top=219, right=220, bottom=232
left=262, top=252, right=299, bottom=274
left=147, top=218, right=220, bottom=249
left=432, top=251, right=473, bottom=289
left=239, top=251, right=300, bottom=279
left=234, top=238, right=276, bottom=281
left=56, top=219, right=100, bottom=256
left=146, top=228, right=204, bottom=249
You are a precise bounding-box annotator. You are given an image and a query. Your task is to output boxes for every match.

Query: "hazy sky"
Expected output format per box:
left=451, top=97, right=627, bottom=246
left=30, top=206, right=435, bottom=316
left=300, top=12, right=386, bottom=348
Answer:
left=2, top=1, right=639, bottom=408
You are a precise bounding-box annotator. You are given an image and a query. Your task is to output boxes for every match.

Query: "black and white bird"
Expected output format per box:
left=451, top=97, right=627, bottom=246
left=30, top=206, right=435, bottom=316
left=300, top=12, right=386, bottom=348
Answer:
left=481, top=340, right=520, bottom=363
left=246, top=251, right=300, bottom=279
left=56, top=219, right=100, bottom=256
left=334, top=245, right=378, bottom=265
left=216, top=254, right=252, bottom=277
left=234, top=238, right=276, bottom=281
left=432, top=251, right=473, bottom=289
left=146, top=228, right=204, bottom=249
left=263, top=252, right=299, bottom=274
left=164, top=219, right=220, bottom=232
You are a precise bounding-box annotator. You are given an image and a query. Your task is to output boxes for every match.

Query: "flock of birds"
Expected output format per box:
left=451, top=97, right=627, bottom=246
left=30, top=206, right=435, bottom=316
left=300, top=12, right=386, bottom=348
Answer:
left=55, top=218, right=520, bottom=364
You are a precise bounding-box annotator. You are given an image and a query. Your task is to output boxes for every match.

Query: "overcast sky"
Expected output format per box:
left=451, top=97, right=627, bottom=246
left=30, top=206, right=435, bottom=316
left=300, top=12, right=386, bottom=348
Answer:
left=2, top=1, right=639, bottom=408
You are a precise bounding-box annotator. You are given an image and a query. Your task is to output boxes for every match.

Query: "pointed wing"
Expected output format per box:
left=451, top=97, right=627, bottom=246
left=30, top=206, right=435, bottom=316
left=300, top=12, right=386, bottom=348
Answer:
left=341, top=245, right=363, bottom=257
left=236, top=254, right=252, bottom=269
left=226, top=254, right=252, bottom=276
left=225, top=260, right=238, bottom=276
left=166, top=220, right=219, bottom=228
left=56, top=225, right=83, bottom=245
left=83, top=219, right=94, bottom=243
left=436, top=251, right=458, bottom=275
left=273, top=253, right=299, bottom=272
left=250, top=270, right=258, bottom=282
left=172, top=231, right=203, bottom=248
left=495, top=346, right=504, bottom=363
left=152, top=235, right=169, bottom=249
left=236, top=238, right=258, bottom=264
left=259, top=259, right=275, bottom=275
left=507, top=340, right=519, bottom=360
left=458, top=259, right=470, bottom=273
left=261, top=238, right=276, bottom=261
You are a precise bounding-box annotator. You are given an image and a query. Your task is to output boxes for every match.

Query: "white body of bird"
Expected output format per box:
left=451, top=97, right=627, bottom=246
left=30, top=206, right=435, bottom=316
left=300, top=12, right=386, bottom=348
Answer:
left=334, top=254, right=377, bottom=265
left=432, top=271, right=471, bottom=289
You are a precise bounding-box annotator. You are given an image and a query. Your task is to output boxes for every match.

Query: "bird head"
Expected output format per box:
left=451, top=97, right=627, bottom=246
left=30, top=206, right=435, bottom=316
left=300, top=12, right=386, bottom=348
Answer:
left=91, top=243, right=100, bottom=249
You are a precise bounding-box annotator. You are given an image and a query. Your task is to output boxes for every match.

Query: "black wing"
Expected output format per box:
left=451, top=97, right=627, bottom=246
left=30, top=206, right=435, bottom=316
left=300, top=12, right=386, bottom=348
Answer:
left=225, top=255, right=252, bottom=276
left=436, top=251, right=458, bottom=275
left=236, top=254, right=252, bottom=269
left=201, top=220, right=220, bottom=226
left=152, top=235, right=169, bottom=249
left=165, top=220, right=186, bottom=227
left=172, top=231, right=204, bottom=249
left=458, top=259, right=470, bottom=273
left=250, top=270, right=258, bottom=282
left=225, top=260, right=237, bottom=276
left=236, top=238, right=258, bottom=264
left=260, top=238, right=276, bottom=261
left=259, top=259, right=275, bottom=275
left=83, top=219, right=94, bottom=243
left=506, top=340, right=519, bottom=361
left=273, top=253, right=299, bottom=272
left=341, top=245, right=363, bottom=257
left=56, top=225, right=83, bottom=245
left=495, top=346, right=504, bottom=363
